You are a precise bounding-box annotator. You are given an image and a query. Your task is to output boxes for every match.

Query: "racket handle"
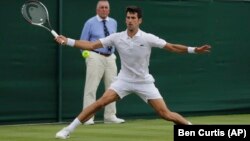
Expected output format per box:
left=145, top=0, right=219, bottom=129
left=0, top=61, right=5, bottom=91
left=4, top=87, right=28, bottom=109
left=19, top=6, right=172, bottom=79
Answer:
left=51, top=30, right=59, bottom=38
left=51, top=30, right=64, bottom=44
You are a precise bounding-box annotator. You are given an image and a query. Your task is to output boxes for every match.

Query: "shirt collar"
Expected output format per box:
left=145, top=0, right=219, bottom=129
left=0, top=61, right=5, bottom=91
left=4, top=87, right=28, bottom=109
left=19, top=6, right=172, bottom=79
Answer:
left=125, top=29, right=142, bottom=39
left=96, top=15, right=110, bottom=22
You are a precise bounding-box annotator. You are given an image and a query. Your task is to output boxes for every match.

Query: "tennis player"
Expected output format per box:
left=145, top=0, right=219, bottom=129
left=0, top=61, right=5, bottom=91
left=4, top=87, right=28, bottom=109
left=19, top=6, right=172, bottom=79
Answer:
left=55, top=6, right=211, bottom=139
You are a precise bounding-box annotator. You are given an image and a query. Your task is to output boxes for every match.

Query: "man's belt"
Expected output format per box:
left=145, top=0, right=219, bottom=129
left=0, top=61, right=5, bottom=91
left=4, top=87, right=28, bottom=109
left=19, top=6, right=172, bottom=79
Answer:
left=92, top=50, right=112, bottom=57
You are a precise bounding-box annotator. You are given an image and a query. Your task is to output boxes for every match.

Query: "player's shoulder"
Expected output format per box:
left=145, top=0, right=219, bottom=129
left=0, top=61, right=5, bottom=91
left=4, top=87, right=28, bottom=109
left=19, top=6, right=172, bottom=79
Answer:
left=106, top=31, right=125, bottom=39
left=110, top=31, right=123, bottom=37
left=140, top=30, right=158, bottom=38
left=139, top=30, right=166, bottom=45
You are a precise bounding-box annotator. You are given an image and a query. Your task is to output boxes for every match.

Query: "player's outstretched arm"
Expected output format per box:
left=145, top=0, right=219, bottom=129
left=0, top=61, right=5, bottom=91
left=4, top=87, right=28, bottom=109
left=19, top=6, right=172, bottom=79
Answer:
left=55, top=35, right=103, bottom=50
left=164, top=43, right=211, bottom=54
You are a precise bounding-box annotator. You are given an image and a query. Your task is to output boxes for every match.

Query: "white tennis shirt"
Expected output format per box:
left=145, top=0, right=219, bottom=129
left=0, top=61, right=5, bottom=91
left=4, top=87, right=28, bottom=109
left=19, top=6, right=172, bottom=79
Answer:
left=100, top=29, right=167, bottom=83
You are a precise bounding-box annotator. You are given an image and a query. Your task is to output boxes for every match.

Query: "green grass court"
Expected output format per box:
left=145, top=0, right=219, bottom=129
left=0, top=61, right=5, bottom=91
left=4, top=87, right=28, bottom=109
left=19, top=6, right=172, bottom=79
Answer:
left=0, top=114, right=249, bottom=141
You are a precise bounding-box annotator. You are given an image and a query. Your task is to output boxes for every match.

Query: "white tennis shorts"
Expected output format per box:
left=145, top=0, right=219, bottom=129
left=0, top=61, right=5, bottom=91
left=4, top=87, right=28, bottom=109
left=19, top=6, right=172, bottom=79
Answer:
left=109, top=79, right=163, bottom=103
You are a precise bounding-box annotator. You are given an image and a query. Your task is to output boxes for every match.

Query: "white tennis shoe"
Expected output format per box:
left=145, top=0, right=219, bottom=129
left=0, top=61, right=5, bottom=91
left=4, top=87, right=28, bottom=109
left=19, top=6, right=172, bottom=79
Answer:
left=84, top=118, right=95, bottom=125
left=104, top=115, right=125, bottom=124
left=55, top=127, right=71, bottom=139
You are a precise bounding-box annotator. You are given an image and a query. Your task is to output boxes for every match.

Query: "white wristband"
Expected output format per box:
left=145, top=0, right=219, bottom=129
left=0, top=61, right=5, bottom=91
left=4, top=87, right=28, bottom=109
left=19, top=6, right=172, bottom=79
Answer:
left=67, top=38, right=75, bottom=47
left=187, top=47, right=196, bottom=54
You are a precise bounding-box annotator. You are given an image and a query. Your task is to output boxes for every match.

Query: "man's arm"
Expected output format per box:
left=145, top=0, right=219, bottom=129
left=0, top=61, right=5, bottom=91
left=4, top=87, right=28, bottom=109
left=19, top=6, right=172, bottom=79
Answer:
left=164, top=43, right=211, bottom=54
left=55, top=35, right=103, bottom=50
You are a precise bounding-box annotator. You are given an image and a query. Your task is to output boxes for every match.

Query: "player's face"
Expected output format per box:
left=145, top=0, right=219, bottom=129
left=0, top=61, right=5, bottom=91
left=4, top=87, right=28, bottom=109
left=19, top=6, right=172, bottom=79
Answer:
left=96, top=1, right=110, bottom=19
left=126, top=12, right=142, bottom=31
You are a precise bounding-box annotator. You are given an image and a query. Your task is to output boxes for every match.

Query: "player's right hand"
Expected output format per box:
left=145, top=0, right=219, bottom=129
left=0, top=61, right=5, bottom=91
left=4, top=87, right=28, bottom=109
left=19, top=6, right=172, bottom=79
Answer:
left=55, top=35, right=67, bottom=45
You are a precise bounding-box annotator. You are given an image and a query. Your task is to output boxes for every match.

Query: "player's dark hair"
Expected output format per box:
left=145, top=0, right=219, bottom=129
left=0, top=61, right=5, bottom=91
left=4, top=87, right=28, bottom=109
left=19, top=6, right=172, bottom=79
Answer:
left=126, top=6, right=142, bottom=19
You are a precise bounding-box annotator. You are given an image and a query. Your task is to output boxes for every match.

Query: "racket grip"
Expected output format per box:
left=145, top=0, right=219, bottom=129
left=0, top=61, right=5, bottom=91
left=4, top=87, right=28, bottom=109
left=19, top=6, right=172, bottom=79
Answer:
left=51, top=30, right=64, bottom=44
left=51, top=30, right=59, bottom=38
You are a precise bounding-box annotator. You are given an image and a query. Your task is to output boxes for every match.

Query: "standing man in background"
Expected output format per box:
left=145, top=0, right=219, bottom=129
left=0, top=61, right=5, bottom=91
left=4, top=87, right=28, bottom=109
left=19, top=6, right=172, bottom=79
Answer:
left=80, top=0, right=125, bottom=125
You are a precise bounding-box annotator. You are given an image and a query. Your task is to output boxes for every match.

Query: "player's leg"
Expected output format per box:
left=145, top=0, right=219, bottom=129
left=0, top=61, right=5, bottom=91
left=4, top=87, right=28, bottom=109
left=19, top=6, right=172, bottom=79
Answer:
left=78, top=89, right=120, bottom=121
left=148, top=99, right=191, bottom=125
left=55, top=89, right=120, bottom=139
left=133, top=82, right=191, bottom=125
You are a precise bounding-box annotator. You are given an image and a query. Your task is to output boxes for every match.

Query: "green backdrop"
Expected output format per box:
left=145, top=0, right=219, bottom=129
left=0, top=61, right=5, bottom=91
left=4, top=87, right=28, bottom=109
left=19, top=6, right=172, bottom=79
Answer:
left=0, top=0, right=250, bottom=124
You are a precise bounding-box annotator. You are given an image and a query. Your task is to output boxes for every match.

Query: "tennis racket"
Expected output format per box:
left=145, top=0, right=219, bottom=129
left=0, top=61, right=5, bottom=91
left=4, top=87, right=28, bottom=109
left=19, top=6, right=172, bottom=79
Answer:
left=21, top=0, right=61, bottom=41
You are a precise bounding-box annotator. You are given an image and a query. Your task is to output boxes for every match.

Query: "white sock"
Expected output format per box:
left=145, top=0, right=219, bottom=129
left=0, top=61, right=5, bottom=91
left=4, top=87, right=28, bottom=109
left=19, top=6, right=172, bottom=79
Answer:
left=66, top=118, right=82, bottom=132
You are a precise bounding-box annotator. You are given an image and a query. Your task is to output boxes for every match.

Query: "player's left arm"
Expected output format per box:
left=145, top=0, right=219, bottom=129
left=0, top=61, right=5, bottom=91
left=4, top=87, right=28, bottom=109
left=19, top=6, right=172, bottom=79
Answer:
left=55, top=35, right=103, bottom=50
left=164, top=43, right=211, bottom=54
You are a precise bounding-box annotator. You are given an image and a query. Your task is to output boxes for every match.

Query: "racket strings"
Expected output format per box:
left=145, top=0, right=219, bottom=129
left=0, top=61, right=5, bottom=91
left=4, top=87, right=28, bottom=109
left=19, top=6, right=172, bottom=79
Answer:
left=22, top=1, right=52, bottom=31
left=23, top=3, right=47, bottom=24
left=21, top=0, right=58, bottom=37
